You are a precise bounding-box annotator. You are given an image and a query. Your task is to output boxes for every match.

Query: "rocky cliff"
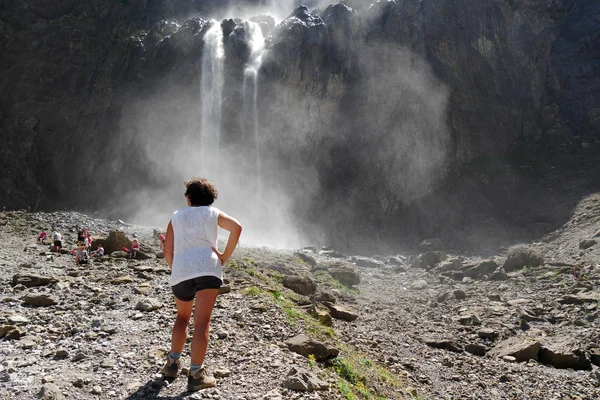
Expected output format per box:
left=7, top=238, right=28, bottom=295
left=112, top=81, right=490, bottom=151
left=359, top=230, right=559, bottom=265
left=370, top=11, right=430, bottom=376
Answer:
left=1, top=0, right=598, bottom=251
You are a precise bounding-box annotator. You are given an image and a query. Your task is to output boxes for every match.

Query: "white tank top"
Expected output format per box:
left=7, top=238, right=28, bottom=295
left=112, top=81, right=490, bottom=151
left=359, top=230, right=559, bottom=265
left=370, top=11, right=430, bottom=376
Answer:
left=169, top=206, right=221, bottom=286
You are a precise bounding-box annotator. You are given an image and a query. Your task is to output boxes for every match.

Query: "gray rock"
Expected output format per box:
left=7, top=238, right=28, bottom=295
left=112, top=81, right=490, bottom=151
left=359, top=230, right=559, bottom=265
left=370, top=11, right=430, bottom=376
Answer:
left=38, top=383, right=64, bottom=400
left=135, top=298, right=162, bottom=312
left=463, top=260, right=498, bottom=279
left=539, top=336, right=591, bottom=370
left=465, top=343, right=487, bottom=356
left=503, top=247, right=544, bottom=272
left=579, top=239, right=597, bottom=249
left=350, top=256, right=384, bottom=269
left=328, top=264, right=360, bottom=286
left=421, top=337, right=463, bottom=353
left=22, top=293, right=59, bottom=306
left=285, top=334, right=339, bottom=361
left=283, top=366, right=329, bottom=391
left=409, top=279, right=428, bottom=290
left=478, top=328, right=499, bottom=341
left=322, top=302, right=358, bottom=322
left=488, top=336, right=541, bottom=362
left=453, top=290, right=468, bottom=300
left=12, top=273, right=57, bottom=288
left=283, top=275, right=317, bottom=296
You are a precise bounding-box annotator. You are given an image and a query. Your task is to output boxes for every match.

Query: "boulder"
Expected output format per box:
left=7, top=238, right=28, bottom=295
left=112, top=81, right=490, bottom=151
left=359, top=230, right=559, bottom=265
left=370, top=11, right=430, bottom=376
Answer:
left=328, top=264, right=360, bottom=286
left=322, top=302, right=358, bottom=322
left=579, top=239, right=597, bottom=249
left=503, top=247, right=544, bottom=272
left=111, top=251, right=129, bottom=259
left=463, top=260, right=498, bottom=279
left=465, top=343, right=487, bottom=356
left=294, top=252, right=316, bottom=267
left=282, top=366, right=329, bottom=392
left=95, top=231, right=132, bottom=254
left=22, top=294, right=59, bottom=307
left=283, top=275, right=317, bottom=296
left=539, top=336, right=591, bottom=370
left=311, top=304, right=333, bottom=327
left=12, top=274, right=57, bottom=288
left=135, top=298, right=162, bottom=312
left=350, top=256, right=384, bottom=269
left=488, top=336, right=541, bottom=362
left=285, top=334, right=339, bottom=361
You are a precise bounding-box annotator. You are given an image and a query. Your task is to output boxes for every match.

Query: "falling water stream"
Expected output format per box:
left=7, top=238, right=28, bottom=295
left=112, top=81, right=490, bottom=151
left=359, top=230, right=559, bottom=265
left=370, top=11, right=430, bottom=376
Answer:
left=199, top=21, right=225, bottom=171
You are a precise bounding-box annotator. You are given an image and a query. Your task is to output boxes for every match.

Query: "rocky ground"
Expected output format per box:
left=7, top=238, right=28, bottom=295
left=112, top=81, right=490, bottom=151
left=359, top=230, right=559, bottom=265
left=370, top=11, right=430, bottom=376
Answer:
left=1, top=196, right=600, bottom=400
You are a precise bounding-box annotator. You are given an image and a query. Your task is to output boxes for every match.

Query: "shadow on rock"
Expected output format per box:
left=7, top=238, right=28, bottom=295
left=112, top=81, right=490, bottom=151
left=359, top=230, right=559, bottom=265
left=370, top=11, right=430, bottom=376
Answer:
left=124, top=380, right=188, bottom=400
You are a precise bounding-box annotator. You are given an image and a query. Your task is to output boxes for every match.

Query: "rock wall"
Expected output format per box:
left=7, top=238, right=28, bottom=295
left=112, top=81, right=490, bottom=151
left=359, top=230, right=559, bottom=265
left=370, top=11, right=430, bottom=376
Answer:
left=0, top=0, right=598, bottom=250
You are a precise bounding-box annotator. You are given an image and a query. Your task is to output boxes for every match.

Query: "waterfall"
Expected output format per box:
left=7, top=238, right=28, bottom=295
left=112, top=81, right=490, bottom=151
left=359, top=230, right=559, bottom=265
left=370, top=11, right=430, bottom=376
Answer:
left=200, top=22, right=225, bottom=171
left=242, top=21, right=265, bottom=194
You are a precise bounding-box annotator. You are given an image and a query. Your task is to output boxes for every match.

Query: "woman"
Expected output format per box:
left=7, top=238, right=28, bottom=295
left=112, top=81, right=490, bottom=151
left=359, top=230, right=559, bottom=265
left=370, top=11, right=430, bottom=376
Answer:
left=161, top=177, right=242, bottom=391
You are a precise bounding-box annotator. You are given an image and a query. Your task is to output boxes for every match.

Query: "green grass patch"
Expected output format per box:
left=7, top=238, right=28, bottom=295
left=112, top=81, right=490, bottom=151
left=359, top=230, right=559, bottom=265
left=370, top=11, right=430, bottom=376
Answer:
left=313, top=270, right=360, bottom=295
left=243, top=286, right=263, bottom=296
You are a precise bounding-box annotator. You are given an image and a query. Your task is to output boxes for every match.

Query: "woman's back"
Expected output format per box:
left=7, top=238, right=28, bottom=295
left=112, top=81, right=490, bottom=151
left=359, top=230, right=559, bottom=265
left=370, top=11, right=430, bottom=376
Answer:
left=170, top=206, right=220, bottom=285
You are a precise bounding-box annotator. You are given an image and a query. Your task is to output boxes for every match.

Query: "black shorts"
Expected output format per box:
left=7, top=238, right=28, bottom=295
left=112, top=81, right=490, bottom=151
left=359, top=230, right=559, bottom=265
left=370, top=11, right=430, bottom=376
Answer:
left=171, top=276, right=222, bottom=302
left=53, top=240, right=62, bottom=248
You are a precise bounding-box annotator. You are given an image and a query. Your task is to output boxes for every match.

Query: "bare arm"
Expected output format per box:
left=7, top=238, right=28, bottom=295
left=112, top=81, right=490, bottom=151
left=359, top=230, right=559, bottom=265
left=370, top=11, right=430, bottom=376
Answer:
left=164, top=221, right=174, bottom=270
left=213, top=212, right=242, bottom=265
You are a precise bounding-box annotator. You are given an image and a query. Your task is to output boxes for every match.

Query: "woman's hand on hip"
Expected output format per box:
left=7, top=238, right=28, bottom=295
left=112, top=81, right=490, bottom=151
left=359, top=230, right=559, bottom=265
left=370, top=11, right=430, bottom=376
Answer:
left=212, top=247, right=226, bottom=265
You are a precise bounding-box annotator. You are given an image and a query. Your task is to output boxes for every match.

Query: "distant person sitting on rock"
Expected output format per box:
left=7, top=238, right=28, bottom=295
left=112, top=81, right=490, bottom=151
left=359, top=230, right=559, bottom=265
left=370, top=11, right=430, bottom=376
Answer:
left=158, top=232, right=166, bottom=251
left=75, top=242, right=89, bottom=265
left=161, top=177, right=242, bottom=392
left=92, top=244, right=104, bottom=258
left=130, top=238, right=140, bottom=259
left=38, top=231, right=48, bottom=243
left=52, top=231, right=62, bottom=252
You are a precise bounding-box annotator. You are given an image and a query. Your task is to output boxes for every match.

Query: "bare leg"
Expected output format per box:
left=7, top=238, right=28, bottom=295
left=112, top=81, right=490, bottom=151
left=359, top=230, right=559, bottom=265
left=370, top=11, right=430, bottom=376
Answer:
left=170, top=298, right=193, bottom=354
left=190, top=289, right=219, bottom=366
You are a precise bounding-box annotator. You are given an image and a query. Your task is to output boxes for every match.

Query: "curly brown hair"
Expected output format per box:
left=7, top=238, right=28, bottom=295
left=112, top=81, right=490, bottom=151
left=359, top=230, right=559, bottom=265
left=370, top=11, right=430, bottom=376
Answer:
left=184, top=177, right=218, bottom=206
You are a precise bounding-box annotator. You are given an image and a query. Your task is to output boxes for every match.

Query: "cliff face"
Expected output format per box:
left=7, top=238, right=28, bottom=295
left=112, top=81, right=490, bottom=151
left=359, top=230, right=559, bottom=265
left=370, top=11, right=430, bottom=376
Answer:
left=0, top=0, right=598, bottom=250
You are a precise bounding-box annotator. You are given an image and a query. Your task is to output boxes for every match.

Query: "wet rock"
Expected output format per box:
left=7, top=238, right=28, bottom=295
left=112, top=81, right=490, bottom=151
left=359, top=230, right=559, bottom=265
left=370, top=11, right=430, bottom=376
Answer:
left=282, top=366, right=329, bottom=391
left=488, top=336, right=541, bottom=362
left=285, top=334, right=339, bottom=361
left=414, top=251, right=445, bottom=269
left=503, top=247, right=544, bottom=272
left=454, top=290, right=467, bottom=300
left=283, top=275, right=317, bottom=296
left=322, top=302, right=358, bottom=322
left=294, top=252, right=316, bottom=267
left=135, top=298, right=162, bottom=312
left=12, top=273, right=57, bottom=287
left=490, top=271, right=509, bottom=281
left=22, top=293, right=59, bottom=306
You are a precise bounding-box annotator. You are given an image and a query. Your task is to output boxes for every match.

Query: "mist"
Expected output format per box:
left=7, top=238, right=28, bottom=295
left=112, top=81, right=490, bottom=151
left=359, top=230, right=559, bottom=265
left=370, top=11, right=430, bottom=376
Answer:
left=113, top=2, right=450, bottom=253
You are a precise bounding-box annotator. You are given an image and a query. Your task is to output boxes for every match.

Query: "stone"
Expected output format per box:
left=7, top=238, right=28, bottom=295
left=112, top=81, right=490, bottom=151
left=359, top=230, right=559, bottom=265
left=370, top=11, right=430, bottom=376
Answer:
left=55, top=349, right=69, bottom=358
left=328, top=264, right=360, bottom=286
left=111, top=276, right=134, bottom=285
left=322, top=302, right=358, bottom=322
left=1, top=326, right=26, bottom=340
left=539, top=336, right=591, bottom=370
left=463, top=260, right=498, bottom=279
left=421, top=337, right=463, bottom=353
left=92, top=386, right=102, bottom=394
left=23, top=293, right=59, bottom=306
left=8, top=315, right=29, bottom=324
left=311, top=304, right=333, bottom=326
left=438, top=259, right=463, bottom=272
left=12, top=273, right=57, bottom=287
left=579, top=239, right=597, bottom=249
left=453, top=290, right=467, bottom=300
left=465, top=343, right=487, bottom=356
left=503, top=247, right=544, bottom=272
left=416, top=251, right=445, bottom=269
left=135, top=298, right=162, bottom=312
left=350, top=256, right=384, bottom=269
left=488, top=336, right=541, bottom=362
left=490, top=271, right=509, bottom=281
left=95, top=231, right=132, bottom=254
left=285, top=334, right=339, bottom=361
left=38, top=383, right=64, bottom=400
left=282, top=366, right=329, bottom=391
left=591, top=348, right=600, bottom=367
left=478, top=328, right=499, bottom=340
left=294, top=252, right=317, bottom=266
left=283, top=275, right=317, bottom=296
left=409, top=279, right=428, bottom=290
left=110, top=251, right=129, bottom=259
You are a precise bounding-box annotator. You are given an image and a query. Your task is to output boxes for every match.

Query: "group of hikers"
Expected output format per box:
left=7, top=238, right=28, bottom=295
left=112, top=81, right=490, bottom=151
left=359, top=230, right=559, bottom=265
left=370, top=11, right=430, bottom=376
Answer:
left=38, top=226, right=166, bottom=265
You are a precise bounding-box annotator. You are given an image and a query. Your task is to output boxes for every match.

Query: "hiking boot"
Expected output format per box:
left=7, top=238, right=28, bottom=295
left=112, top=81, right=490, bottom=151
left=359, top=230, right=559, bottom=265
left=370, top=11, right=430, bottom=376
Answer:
left=187, top=366, right=216, bottom=391
left=161, top=354, right=180, bottom=379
